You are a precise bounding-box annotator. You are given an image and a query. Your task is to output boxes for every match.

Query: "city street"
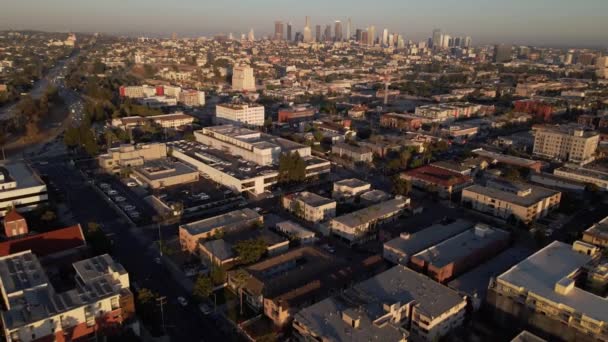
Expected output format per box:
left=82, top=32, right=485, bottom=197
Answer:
left=32, top=158, right=237, bottom=342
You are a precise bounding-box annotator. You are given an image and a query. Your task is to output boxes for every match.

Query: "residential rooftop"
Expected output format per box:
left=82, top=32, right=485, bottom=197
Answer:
left=332, top=198, right=408, bottom=228
left=472, top=148, right=541, bottom=169
left=384, top=219, right=475, bottom=262
left=180, top=208, right=261, bottom=236
left=402, top=164, right=472, bottom=187
left=497, top=241, right=608, bottom=323
left=463, top=180, right=559, bottom=207
left=287, top=191, right=335, bottom=207
left=334, top=178, right=370, bottom=189
left=413, top=224, right=510, bottom=268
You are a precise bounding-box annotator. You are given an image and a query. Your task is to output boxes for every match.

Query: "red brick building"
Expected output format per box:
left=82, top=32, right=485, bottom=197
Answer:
left=2, top=210, right=28, bottom=238
left=380, top=113, right=423, bottom=131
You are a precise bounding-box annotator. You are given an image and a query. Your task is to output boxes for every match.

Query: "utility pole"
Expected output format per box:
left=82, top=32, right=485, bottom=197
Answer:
left=157, top=296, right=167, bottom=333
left=158, top=223, right=163, bottom=257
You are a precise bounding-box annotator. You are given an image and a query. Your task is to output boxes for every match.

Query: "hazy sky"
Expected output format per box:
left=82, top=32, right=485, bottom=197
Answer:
left=1, top=0, right=607, bottom=47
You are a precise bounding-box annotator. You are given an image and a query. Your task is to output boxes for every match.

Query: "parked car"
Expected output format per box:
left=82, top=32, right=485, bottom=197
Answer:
left=199, top=303, right=212, bottom=315
left=177, top=296, right=188, bottom=307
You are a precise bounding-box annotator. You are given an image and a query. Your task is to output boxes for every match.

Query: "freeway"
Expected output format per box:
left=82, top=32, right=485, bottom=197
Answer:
left=33, top=158, right=237, bottom=342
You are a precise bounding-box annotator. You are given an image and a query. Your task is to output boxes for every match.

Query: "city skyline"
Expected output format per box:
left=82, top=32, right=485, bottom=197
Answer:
left=1, top=0, right=607, bottom=47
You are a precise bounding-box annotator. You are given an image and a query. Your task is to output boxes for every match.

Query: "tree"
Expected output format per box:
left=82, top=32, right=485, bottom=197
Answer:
left=40, top=210, right=56, bottom=223
left=278, top=152, right=307, bottom=183
left=137, top=288, right=157, bottom=306
left=392, top=176, right=412, bottom=196
left=210, top=265, right=226, bottom=285
left=234, top=238, right=267, bottom=264
left=193, top=276, right=214, bottom=300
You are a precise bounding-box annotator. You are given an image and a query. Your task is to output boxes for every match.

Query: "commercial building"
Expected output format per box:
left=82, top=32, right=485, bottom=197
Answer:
left=380, top=113, right=424, bottom=131
left=409, top=224, right=510, bottom=283
left=0, top=252, right=134, bottom=342
left=282, top=191, right=336, bottom=223
left=131, top=160, right=199, bottom=189
left=532, top=125, right=599, bottom=165
left=0, top=162, right=48, bottom=217
left=383, top=219, right=475, bottom=265
left=553, top=166, right=608, bottom=190
left=216, top=103, right=265, bottom=126
left=200, top=229, right=288, bottom=267
left=277, top=104, right=315, bottom=123
left=488, top=241, right=608, bottom=341
left=401, top=165, right=473, bottom=199
left=232, top=65, right=256, bottom=91
left=179, top=208, right=262, bottom=253
left=98, top=143, right=167, bottom=173
left=169, top=128, right=330, bottom=195
left=329, top=198, right=409, bottom=245
left=331, top=143, right=373, bottom=163
left=230, top=247, right=385, bottom=327
left=494, top=44, right=513, bottom=63
left=110, top=112, right=194, bottom=130
left=582, top=216, right=608, bottom=248
left=462, top=179, right=561, bottom=223
left=332, top=178, right=371, bottom=202
left=293, top=265, right=467, bottom=342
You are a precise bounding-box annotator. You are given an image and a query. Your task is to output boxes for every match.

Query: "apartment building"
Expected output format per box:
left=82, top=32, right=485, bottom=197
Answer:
left=216, top=103, right=264, bottom=126
left=401, top=165, right=473, bottom=199
left=179, top=209, right=262, bottom=253
left=380, top=113, right=424, bottom=131
left=275, top=221, right=316, bottom=245
left=0, top=252, right=134, bottom=342
left=330, top=198, right=409, bottom=245
left=473, top=148, right=543, bottom=173
left=110, top=113, right=194, bottom=130
left=488, top=241, right=608, bottom=341
left=582, top=216, right=608, bottom=248
left=332, top=178, right=371, bottom=201
left=232, top=65, right=256, bottom=91
left=179, top=89, right=205, bottom=107
left=118, top=85, right=157, bottom=98
left=553, top=166, right=608, bottom=190
left=229, top=247, right=385, bottom=327
left=98, top=143, right=167, bottom=173
left=331, top=143, right=374, bottom=162
left=462, top=179, right=561, bottom=223
left=532, top=125, right=599, bottom=165
left=0, top=162, right=48, bottom=218
left=293, top=266, right=467, bottom=342
left=409, top=224, right=510, bottom=283
left=383, top=219, right=475, bottom=265
left=414, top=102, right=482, bottom=122
left=282, top=191, right=336, bottom=223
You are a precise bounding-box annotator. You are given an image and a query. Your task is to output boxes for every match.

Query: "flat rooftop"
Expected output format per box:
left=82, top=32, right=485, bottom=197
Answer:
left=555, top=166, right=608, bottom=181
left=72, top=254, right=127, bottom=283
left=413, top=224, right=510, bottom=268
left=334, top=178, right=370, bottom=189
left=201, top=239, right=235, bottom=261
left=402, top=164, right=472, bottom=187
left=473, top=148, right=541, bottom=168
left=134, top=160, right=198, bottom=180
left=181, top=208, right=261, bottom=236
left=464, top=181, right=559, bottom=207
left=384, top=219, right=475, bottom=260
left=0, top=162, right=45, bottom=189
left=275, top=221, right=315, bottom=238
left=497, top=241, right=608, bottom=323
left=448, top=246, right=532, bottom=299
left=332, top=198, right=407, bottom=228
left=0, top=251, right=47, bottom=296
left=202, top=125, right=304, bottom=153
left=289, top=191, right=335, bottom=207
left=584, top=216, right=608, bottom=240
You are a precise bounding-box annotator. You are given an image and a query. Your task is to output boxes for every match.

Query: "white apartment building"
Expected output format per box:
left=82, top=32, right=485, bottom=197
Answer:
left=0, top=163, right=48, bottom=217
left=553, top=166, right=608, bottom=190
left=216, top=103, right=265, bottom=126
left=0, top=252, right=134, bottom=342
left=98, top=143, right=167, bottom=173
left=415, top=103, right=482, bottom=122
left=282, top=191, right=336, bottom=223
left=293, top=265, right=467, bottom=342
left=232, top=65, right=256, bottom=91
left=330, top=198, right=409, bottom=244
left=533, top=125, right=599, bottom=165
left=332, top=178, right=371, bottom=200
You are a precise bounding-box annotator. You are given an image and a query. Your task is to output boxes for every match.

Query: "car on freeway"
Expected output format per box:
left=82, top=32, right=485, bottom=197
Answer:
left=126, top=181, right=138, bottom=187
left=177, top=297, right=189, bottom=307
left=114, top=196, right=127, bottom=202
left=121, top=204, right=136, bottom=211
left=106, top=190, right=118, bottom=196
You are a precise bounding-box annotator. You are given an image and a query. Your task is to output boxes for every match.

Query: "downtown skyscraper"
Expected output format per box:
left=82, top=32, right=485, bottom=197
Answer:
left=274, top=21, right=284, bottom=40
left=303, top=16, right=313, bottom=43
left=334, top=21, right=343, bottom=41
left=346, top=18, right=352, bottom=41
left=287, top=23, right=292, bottom=41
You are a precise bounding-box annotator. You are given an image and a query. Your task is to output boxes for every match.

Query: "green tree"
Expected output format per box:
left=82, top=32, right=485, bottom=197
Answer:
left=392, top=176, right=412, bottom=196
left=193, top=276, right=214, bottom=300
left=210, top=265, right=226, bottom=285
left=234, top=238, right=267, bottom=264
left=278, top=152, right=307, bottom=183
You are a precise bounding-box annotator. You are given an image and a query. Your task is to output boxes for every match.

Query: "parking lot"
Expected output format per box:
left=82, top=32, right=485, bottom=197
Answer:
left=96, top=175, right=156, bottom=225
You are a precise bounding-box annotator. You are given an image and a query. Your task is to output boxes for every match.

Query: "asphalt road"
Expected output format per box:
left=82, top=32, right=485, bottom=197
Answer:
left=33, top=158, right=237, bottom=342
